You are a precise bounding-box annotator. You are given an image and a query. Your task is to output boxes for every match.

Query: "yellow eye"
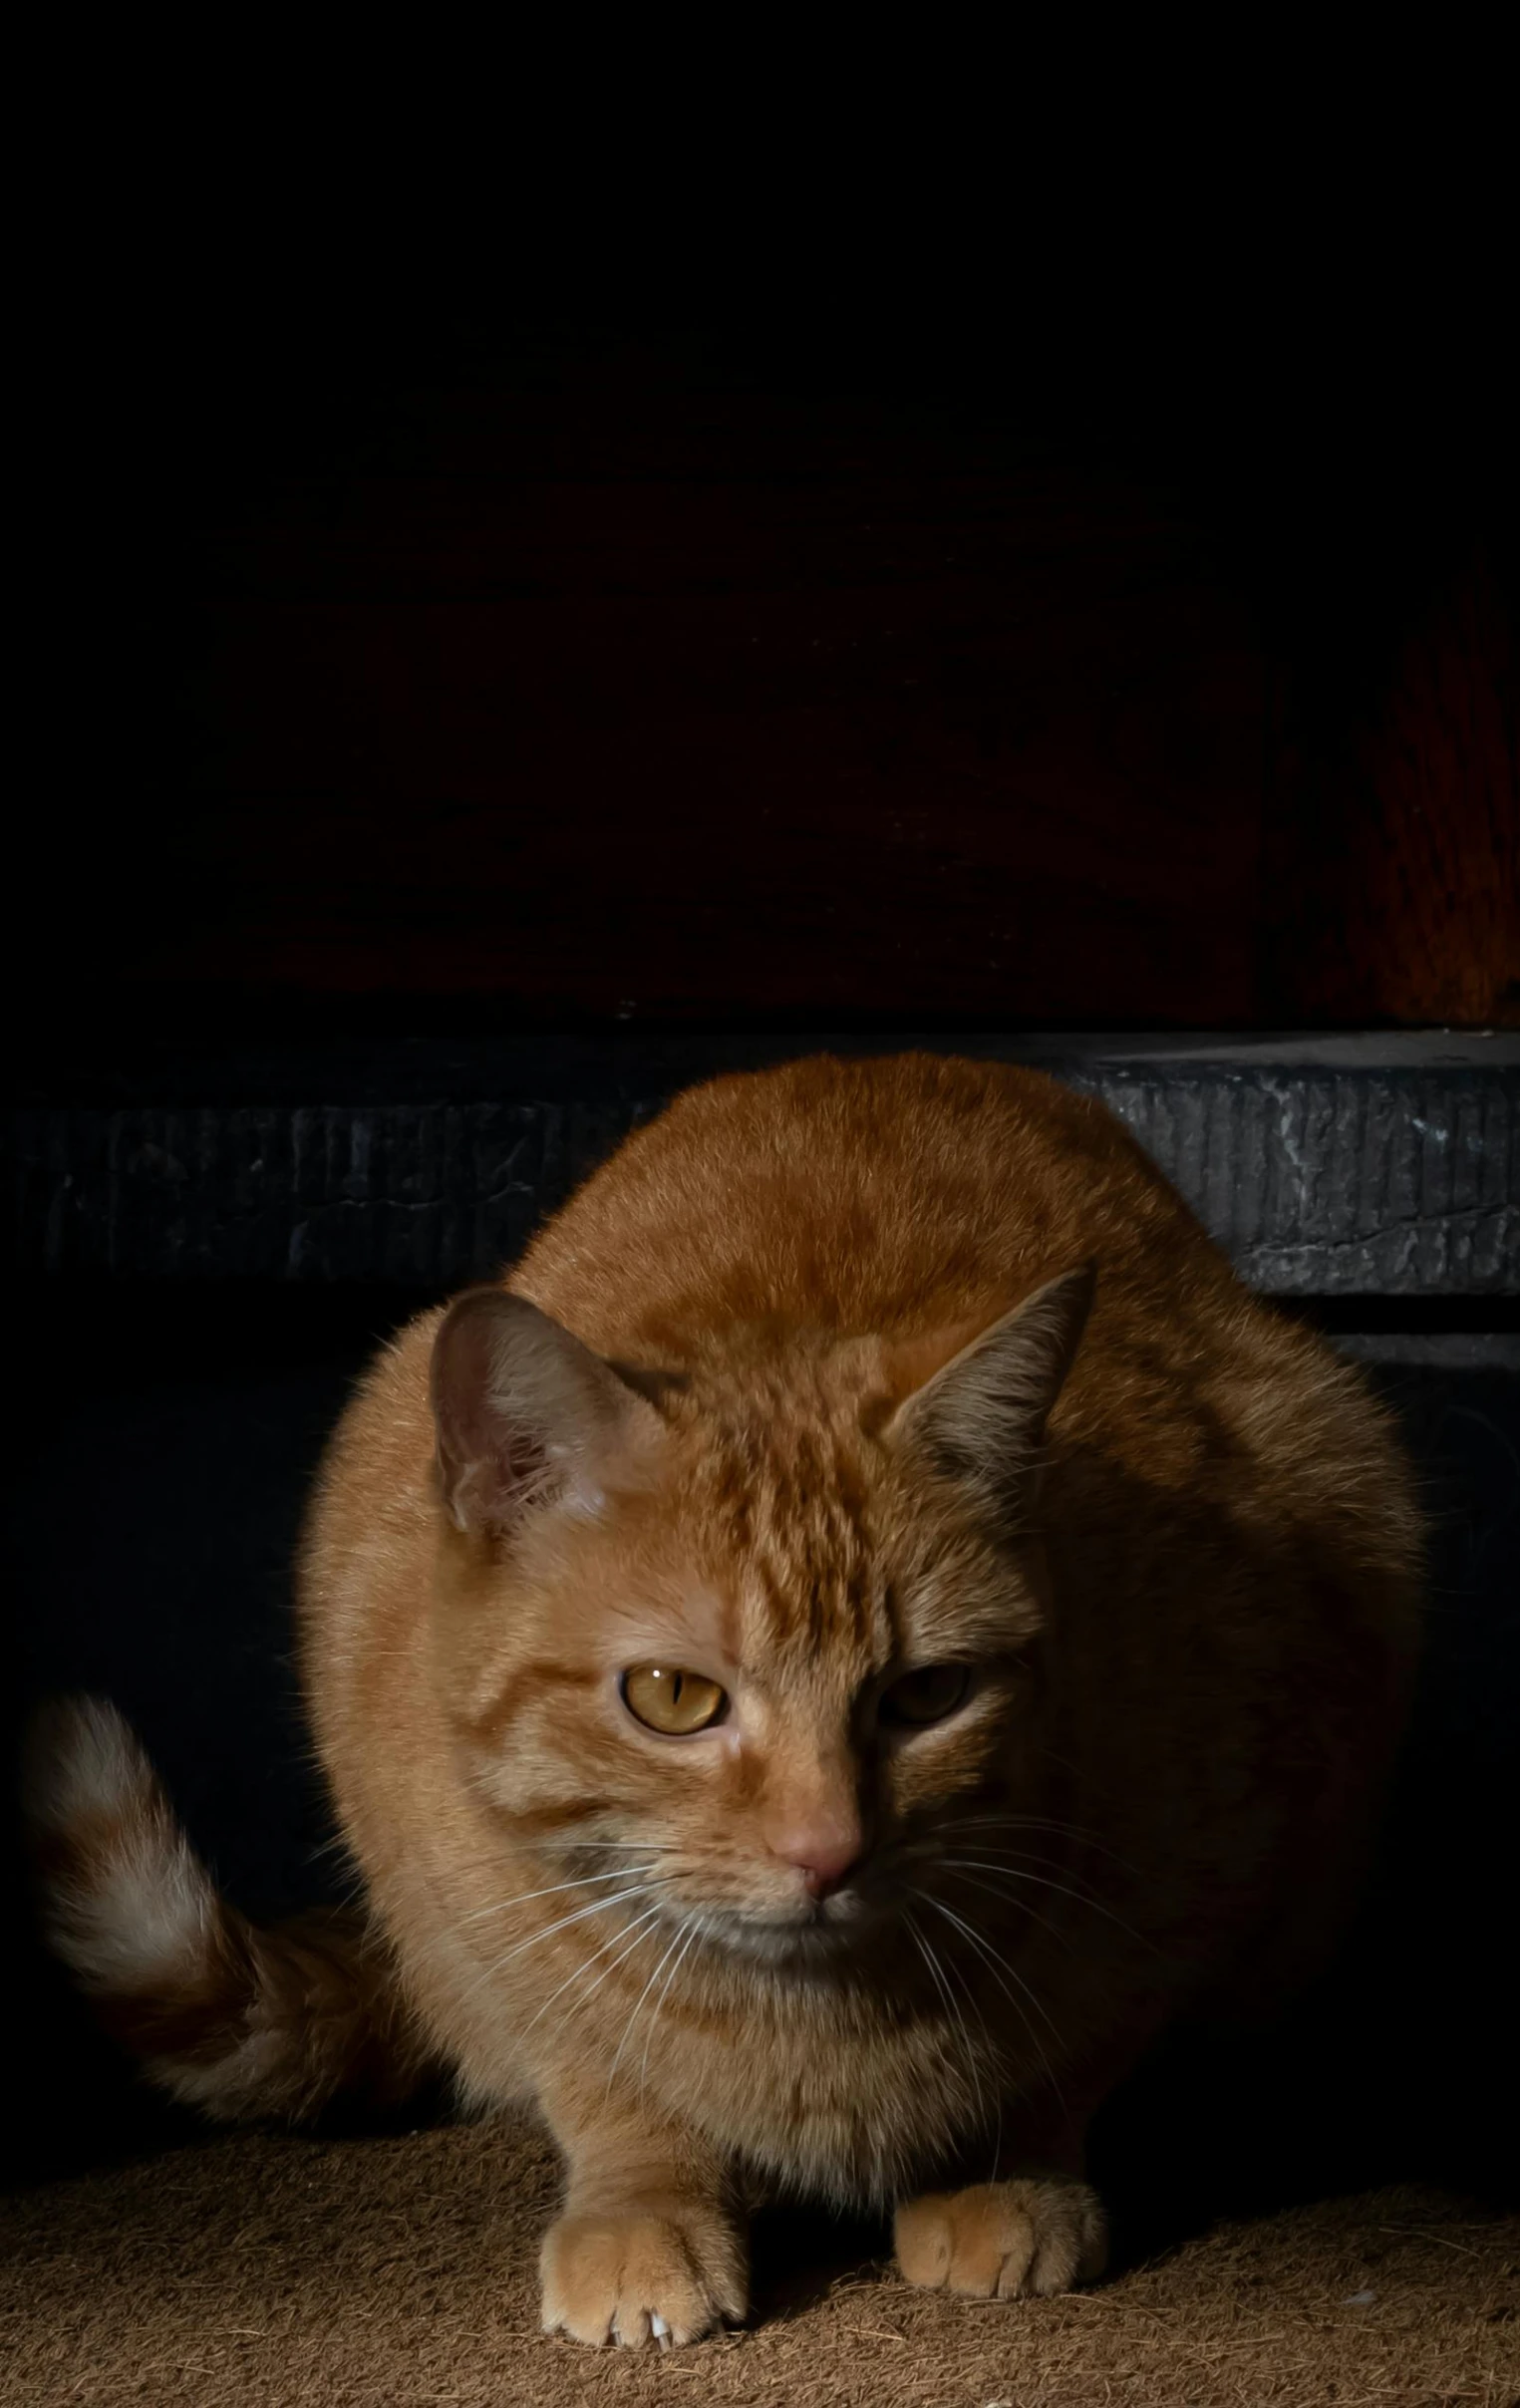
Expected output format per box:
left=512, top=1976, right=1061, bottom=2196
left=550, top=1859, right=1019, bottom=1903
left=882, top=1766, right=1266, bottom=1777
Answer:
left=880, top=1664, right=971, bottom=1726
left=621, top=1664, right=728, bottom=1735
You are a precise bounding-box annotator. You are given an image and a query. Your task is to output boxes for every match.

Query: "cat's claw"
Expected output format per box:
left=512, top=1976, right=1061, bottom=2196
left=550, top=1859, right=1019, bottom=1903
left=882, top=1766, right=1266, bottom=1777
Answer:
left=539, top=2206, right=747, bottom=2347
left=895, top=2178, right=1108, bottom=2299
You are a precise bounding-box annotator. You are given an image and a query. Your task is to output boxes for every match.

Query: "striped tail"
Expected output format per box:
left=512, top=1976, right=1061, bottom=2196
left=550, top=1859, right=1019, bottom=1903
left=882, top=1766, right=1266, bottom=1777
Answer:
left=24, top=1695, right=435, bottom=2124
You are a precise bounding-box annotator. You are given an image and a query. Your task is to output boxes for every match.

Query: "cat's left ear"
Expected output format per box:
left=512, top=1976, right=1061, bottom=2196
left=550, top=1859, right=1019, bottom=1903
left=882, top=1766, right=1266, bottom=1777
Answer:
left=430, top=1289, right=667, bottom=1539
left=881, top=1262, right=1094, bottom=1513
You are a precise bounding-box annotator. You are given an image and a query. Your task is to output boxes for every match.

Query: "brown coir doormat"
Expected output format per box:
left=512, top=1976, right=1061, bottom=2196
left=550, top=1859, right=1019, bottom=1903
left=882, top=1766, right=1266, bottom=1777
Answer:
left=2, top=2123, right=1515, bottom=2408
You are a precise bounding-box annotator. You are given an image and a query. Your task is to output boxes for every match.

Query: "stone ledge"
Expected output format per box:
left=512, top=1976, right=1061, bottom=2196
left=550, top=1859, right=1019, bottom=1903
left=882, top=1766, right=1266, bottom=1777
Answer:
left=6, top=1039, right=1517, bottom=1296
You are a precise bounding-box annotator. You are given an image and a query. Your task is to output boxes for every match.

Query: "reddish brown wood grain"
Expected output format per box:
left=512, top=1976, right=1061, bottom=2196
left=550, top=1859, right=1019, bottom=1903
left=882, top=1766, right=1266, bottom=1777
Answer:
left=1345, top=557, right=1516, bottom=1022
left=1263, top=555, right=1518, bottom=1026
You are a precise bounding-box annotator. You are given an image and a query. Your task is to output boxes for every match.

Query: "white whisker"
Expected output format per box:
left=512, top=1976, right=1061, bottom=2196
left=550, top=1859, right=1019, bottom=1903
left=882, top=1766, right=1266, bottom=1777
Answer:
left=931, top=1910, right=1006, bottom=2183
left=459, top=1864, right=659, bottom=1927
left=462, top=1881, right=668, bottom=2002
left=916, top=1889, right=1066, bottom=2112
left=939, top=1855, right=1154, bottom=1950
left=941, top=1862, right=1075, bottom=1954
left=605, top=1913, right=694, bottom=2097
left=950, top=1814, right=1141, bottom=1876
left=904, top=1907, right=983, bottom=2132
left=517, top=1901, right=668, bottom=2040
left=639, top=1914, right=704, bottom=2097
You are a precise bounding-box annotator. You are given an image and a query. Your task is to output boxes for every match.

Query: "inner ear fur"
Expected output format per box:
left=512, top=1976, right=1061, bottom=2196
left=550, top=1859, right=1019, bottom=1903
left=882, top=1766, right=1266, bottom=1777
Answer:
left=430, top=1288, right=667, bottom=1538
left=881, top=1262, right=1095, bottom=1508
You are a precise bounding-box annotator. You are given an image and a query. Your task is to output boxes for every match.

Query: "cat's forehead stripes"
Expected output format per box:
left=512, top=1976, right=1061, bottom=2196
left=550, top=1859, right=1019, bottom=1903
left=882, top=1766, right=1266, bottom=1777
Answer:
left=694, top=1376, right=890, bottom=1673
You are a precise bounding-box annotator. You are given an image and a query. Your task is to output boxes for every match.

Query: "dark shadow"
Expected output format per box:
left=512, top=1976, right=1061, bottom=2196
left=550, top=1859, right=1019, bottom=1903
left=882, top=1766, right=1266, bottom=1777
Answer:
left=749, top=2200, right=892, bottom=2323
left=1091, top=1360, right=1520, bottom=2263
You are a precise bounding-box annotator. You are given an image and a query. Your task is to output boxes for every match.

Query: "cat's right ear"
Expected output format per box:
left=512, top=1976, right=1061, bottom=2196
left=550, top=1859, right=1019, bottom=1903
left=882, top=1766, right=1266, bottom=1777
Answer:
left=430, top=1290, right=666, bottom=1539
left=881, top=1262, right=1095, bottom=1518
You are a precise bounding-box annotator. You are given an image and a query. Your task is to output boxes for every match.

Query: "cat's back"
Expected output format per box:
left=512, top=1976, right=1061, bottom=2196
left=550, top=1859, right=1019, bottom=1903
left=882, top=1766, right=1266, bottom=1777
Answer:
left=514, top=1052, right=1213, bottom=1354
left=308, top=1054, right=1409, bottom=1569
left=513, top=1054, right=1416, bottom=1591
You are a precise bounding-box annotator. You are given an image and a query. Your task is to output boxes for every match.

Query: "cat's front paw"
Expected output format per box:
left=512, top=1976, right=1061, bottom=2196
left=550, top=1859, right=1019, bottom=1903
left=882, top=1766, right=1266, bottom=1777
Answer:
left=539, top=2201, right=748, bottom=2347
left=895, top=2177, right=1107, bottom=2299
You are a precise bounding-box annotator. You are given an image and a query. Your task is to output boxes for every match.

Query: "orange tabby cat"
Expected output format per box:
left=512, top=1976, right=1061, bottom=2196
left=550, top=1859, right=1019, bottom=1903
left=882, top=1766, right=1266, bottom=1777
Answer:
left=31, top=1054, right=1420, bottom=2346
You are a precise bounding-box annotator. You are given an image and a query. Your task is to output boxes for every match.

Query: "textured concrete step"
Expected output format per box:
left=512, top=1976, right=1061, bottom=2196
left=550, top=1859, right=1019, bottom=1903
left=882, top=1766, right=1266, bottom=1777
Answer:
left=7, top=1036, right=1517, bottom=1296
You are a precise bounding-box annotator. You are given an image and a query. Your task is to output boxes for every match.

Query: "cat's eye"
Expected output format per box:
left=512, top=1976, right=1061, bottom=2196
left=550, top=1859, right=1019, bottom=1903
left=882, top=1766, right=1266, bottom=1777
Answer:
left=879, top=1664, right=972, bottom=1726
left=621, top=1664, right=729, bottom=1735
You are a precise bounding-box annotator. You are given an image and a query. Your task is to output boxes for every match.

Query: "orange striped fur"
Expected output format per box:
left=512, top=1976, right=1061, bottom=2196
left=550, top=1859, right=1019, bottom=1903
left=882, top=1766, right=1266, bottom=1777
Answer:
left=31, top=1056, right=1421, bottom=2348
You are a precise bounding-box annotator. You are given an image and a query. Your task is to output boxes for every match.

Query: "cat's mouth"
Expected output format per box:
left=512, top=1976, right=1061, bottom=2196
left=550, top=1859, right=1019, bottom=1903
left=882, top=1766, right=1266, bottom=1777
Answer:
left=688, top=1884, right=890, bottom=1965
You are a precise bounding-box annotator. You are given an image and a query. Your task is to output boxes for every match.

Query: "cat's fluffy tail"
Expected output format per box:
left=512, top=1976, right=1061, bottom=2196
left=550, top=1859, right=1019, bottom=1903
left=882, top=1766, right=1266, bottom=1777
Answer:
left=24, top=1695, right=435, bottom=2124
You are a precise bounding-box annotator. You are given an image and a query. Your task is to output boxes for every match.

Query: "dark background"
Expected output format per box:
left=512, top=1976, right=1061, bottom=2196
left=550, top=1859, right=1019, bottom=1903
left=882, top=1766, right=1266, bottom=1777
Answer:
left=16, top=183, right=1516, bottom=1064
left=6, top=168, right=1517, bottom=2231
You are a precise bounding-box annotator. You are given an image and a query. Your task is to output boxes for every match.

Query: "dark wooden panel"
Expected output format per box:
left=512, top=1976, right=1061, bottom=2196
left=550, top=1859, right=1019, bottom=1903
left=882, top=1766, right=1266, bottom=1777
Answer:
left=1263, top=555, right=1517, bottom=1025
left=114, top=382, right=1269, bottom=1026
left=27, top=327, right=1516, bottom=1045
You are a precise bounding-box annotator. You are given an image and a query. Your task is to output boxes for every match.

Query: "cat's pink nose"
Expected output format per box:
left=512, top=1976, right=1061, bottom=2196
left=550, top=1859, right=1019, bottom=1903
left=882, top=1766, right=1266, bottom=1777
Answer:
left=767, top=1824, right=862, bottom=1899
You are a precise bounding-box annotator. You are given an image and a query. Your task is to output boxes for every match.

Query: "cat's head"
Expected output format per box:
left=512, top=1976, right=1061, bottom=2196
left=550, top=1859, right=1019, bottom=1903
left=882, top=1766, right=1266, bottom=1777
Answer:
left=427, top=1266, right=1092, bottom=1969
